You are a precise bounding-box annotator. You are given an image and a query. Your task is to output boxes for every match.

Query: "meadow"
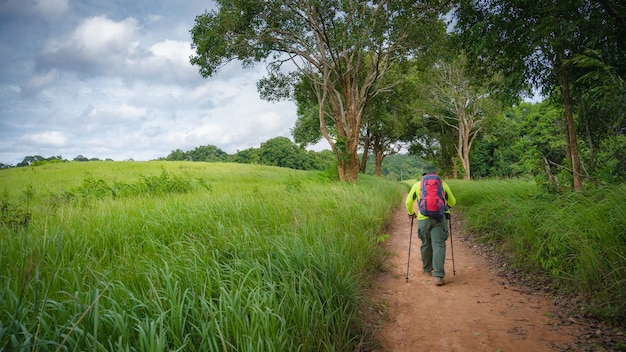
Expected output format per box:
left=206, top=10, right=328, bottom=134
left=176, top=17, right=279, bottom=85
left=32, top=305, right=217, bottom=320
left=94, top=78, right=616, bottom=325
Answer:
left=3, top=162, right=624, bottom=351
left=0, top=161, right=407, bottom=351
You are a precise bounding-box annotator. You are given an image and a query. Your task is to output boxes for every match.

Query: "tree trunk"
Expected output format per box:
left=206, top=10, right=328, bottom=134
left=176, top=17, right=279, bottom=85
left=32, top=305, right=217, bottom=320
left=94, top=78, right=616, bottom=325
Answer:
left=458, top=154, right=470, bottom=180
left=346, top=136, right=361, bottom=182
left=543, top=156, right=558, bottom=185
left=374, top=150, right=384, bottom=176
left=340, top=150, right=360, bottom=182
left=452, top=156, right=458, bottom=179
left=360, top=128, right=371, bottom=173
left=560, top=68, right=583, bottom=191
left=458, top=112, right=472, bottom=180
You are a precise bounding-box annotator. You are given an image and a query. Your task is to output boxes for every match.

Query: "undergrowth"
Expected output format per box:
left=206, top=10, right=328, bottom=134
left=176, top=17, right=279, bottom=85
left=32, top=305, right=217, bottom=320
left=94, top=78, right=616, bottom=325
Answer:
left=447, top=179, right=626, bottom=324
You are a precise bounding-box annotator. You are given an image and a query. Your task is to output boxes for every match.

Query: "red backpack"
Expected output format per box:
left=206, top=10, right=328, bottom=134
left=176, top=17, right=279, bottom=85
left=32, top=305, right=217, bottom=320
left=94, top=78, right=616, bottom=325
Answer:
left=419, top=174, right=446, bottom=220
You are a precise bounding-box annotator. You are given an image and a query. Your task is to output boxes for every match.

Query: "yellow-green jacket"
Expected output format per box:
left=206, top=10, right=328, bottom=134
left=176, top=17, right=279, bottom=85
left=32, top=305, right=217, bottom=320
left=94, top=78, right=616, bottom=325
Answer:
left=406, top=177, right=456, bottom=220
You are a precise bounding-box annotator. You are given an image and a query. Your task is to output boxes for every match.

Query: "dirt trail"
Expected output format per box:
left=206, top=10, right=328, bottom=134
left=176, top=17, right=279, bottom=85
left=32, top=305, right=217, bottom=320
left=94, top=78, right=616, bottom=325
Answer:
left=365, top=205, right=581, bottom=352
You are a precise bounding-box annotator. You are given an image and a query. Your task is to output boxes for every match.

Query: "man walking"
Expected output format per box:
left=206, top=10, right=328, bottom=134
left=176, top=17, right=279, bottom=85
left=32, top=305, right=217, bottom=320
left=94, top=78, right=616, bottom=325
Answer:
left=406, top=164, right=456, bottom=286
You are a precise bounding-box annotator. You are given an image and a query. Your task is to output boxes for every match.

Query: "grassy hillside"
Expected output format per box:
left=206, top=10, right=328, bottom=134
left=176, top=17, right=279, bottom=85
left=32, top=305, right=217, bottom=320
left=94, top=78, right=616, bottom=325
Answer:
left=0, top=161, right=407, bottom=351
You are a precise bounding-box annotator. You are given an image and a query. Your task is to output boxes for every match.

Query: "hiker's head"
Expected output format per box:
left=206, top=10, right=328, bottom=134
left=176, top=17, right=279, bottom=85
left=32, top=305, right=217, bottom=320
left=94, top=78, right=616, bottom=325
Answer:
left=422, top=164, right=438, bottom=175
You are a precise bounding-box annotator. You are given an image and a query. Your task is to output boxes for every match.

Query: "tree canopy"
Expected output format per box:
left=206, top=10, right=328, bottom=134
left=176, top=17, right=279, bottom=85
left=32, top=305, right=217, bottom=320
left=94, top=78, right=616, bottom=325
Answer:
left=189, top=0, right=448, bottom=181
left=452, top=0, right=626, bottom=190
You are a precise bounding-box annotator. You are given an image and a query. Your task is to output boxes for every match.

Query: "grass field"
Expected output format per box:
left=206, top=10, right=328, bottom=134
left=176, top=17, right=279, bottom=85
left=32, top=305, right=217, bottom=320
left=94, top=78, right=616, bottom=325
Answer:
left=3, top=163, right=624, bottom=351
left=1, top=161, right=407, bottom=351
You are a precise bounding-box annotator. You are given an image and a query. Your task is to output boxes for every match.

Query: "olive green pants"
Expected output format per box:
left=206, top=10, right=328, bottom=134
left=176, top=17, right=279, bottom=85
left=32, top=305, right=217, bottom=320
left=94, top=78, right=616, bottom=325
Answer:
left=417, top=217, right=449, bottom=278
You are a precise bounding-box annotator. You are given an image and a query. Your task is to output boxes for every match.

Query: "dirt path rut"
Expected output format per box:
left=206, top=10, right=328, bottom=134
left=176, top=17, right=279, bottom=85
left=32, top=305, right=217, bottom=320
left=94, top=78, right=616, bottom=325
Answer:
left=366, top=205, right=580, bottom=352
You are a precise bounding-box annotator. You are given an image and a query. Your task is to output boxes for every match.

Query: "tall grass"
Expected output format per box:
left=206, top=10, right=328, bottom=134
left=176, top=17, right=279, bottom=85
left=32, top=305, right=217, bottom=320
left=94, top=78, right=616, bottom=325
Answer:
left=448, top=179, right=626, bottom=322
left=0, top=161, right=406, bottom=351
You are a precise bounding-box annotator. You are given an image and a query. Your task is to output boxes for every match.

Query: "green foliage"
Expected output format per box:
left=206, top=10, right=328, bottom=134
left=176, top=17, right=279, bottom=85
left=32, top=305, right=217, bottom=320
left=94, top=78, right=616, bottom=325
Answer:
left=363, top=153, right=425, bottom=181
left=596, top=135, right=626, bottom=183
left=160, top=139, right=335, bottom=172
left=259, top=137, right=315, bottom=170
left=16, top=155, right=65, bottom=167
left=283, top=175, right=303, bottom=193
left=453, top=0, right=626, bottom=189
left=164, top=144, right=228, bottom=162
left=0, top=199, right=31, bottom=230
left=230, top=147, right=260, bottom=164
left=59, top=169, right=198, bottom=204
left=451, top=179, right=626, bottom=322
left=469, top=101, right=569, bottom=185
left=0, top=161, right=406, bottom=351
left=469, top=112, right=521, bottom=178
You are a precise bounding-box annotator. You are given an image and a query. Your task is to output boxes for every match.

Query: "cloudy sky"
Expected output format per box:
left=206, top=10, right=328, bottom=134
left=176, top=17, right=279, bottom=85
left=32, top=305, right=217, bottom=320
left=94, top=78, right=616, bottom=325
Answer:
left=0, top=0, right=313, bottom=166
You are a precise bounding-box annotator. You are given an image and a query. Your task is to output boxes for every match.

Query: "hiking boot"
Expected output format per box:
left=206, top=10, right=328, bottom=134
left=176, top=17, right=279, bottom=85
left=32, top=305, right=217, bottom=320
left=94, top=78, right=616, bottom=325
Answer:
left=435, top=277, right=446, bottom=286
left=423, top=271, right=433, bottom=276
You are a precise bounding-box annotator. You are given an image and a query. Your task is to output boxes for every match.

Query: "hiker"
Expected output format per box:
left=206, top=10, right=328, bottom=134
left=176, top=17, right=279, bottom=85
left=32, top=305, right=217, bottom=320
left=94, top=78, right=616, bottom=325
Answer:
left=406, top=164, right=456, bottom=286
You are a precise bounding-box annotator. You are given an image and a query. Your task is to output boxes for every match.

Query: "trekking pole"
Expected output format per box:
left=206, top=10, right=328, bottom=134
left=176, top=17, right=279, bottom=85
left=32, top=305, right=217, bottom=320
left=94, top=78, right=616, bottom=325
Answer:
left=448, top=213, right=456, bottom=275
left=405, top=215, right=414, bottom=283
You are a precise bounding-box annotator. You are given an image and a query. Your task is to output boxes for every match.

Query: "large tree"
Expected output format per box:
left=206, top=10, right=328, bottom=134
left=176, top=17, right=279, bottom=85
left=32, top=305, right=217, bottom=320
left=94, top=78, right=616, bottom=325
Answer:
left=362, top=68, right=413, bottom=176
left=453, top=0, right=626, bottom=190
left=190, top=0, right=447, bottom=181
left=419, top=54, right=500, bottom=180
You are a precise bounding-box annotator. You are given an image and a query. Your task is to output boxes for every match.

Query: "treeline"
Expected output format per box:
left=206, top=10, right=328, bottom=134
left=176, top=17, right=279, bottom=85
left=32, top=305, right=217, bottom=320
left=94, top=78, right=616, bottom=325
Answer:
left=159, top=137, right=336, bottom=172
left=0, top=155, right=114, bottom=168
left=4, top=136, right=430, bottom=181
left=161, top=137, right=427, bottom=180
left=3, top=137, right=334, bottom=171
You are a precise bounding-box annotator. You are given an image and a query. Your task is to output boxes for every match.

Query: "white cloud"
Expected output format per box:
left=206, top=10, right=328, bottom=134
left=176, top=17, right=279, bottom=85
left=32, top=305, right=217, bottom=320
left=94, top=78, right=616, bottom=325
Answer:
left=149, top=40, right=191, bottom=66
left=257, top=111, right=287, bottom=132
left=37, top=16, right=201, bottom=84
left=72, top=16, right=139, bottom=55
left=136, top=39, right=197, bottom=82
left=19, top=131, right=68, bottom=148
left=39, top=16, right=140, bottom=73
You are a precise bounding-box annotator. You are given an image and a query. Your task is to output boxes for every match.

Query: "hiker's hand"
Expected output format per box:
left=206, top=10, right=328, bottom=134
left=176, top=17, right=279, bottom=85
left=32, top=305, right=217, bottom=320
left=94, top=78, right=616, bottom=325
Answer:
left=445, top=213, right=450, bottom=220
left=409, top=213, right=416, bottom=219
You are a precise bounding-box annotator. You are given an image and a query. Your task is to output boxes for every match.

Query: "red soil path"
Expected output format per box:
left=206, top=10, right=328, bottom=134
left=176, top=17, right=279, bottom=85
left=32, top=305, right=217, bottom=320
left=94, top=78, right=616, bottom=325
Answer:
left=364, top=205, right=582, bottom=352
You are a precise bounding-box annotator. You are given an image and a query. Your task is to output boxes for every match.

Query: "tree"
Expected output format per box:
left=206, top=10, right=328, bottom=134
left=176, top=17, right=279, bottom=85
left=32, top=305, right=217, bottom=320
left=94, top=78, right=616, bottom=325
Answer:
left=506, top=102, right=567, bottom=188
left=291, top=74, right=335, bottom=148
left=419, top=54, right=500, bottom=180
left=468, top=111, right=521, bottom=178
left=231, top=147, right=261, bottom=164
left=188, top=145, right=228, bottom=162
left=453, top=0, right=626, bottom=190
left=567, top=50, right=626, bottom=178
left=190, top=0, right=447, bottom=181
left=165, top=149, right=187, bottom=161
left=363, top=93, right=405, bottom=177
left=259, top=136, right=315, bottom=170
left=360, top=61, right=422, bottom=176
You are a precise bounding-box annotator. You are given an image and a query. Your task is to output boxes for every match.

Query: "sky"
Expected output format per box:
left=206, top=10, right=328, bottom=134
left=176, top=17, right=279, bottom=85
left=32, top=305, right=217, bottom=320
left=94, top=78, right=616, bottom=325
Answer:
left=0, top=0, right=315, bottom=166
